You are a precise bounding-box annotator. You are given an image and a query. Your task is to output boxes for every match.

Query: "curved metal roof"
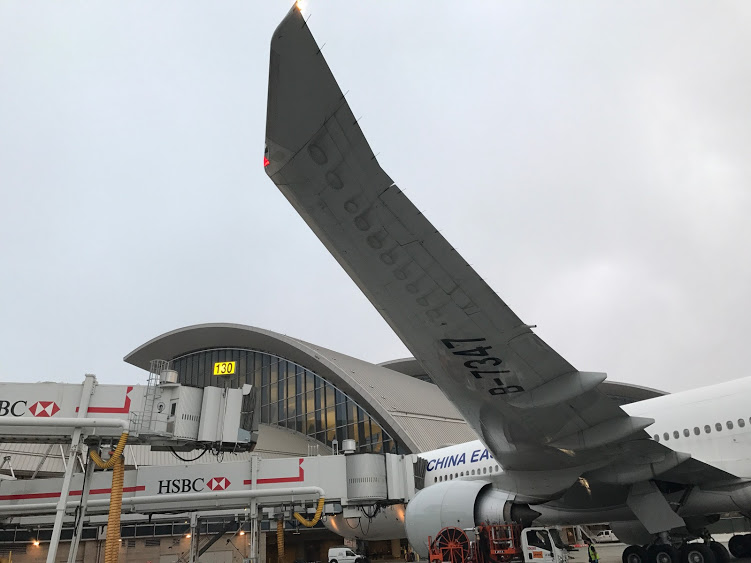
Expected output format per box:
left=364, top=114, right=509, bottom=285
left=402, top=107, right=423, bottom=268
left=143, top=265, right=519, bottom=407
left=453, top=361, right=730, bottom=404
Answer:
left=124, top=323, right=477, bottom=453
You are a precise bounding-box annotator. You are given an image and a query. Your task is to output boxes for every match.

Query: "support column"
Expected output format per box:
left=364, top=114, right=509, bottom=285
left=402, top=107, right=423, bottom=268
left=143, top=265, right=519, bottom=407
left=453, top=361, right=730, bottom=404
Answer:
left=249, top=454, right=260, bottom=563
left=67, top=447, right=96, bottom=563
left=47, top=374, right=96, bottom=563
left=189, top=512, right=199, bottom=563
left=259, top=530, right=267, bottom=563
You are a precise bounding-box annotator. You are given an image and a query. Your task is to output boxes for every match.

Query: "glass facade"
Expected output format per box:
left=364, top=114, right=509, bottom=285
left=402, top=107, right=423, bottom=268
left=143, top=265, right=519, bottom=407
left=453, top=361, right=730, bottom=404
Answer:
left=171, top=348, right=401, bottom=454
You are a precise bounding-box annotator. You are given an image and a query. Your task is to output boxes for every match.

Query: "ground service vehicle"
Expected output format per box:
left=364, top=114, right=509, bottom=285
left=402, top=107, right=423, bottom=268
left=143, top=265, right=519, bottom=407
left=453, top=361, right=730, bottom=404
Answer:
left=328, top=546, right=364, bottom=563
left=428, top=524, right=568, bottom=563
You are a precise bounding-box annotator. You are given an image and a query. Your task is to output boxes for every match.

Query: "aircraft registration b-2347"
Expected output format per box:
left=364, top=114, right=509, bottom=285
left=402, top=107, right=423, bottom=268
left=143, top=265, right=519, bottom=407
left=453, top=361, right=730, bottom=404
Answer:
left=264, top=5, right=751, bottom=563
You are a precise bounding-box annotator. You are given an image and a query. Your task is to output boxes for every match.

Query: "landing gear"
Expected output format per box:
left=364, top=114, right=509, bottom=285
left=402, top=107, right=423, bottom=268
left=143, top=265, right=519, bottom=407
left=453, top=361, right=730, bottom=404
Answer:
left=623, top=538, right=727, bottom=563
left=623, top=545, right=649, bottom=563
left=708, top=542, right=729, bottom=563
left=680, top=543, right=715, bottom=563
left=648, top=544, right=680, bottom=563
left=728, top=534, right=751, bottom=559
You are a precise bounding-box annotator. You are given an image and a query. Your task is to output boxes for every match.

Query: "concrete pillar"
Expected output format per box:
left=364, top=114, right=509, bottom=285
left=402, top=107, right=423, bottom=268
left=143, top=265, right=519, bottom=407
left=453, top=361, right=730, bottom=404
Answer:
left=259, top=530, right=267, bottom=563
left=391, top=539, right=402, bottom=559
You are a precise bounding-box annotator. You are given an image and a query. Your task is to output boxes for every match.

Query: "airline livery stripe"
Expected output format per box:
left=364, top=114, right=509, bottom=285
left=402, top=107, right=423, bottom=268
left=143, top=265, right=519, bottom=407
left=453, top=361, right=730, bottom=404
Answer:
left=76, top=386, right=133, bottom=414
left=0, top=485, right=145, bottom=501
left=245, top=458, right=304, bottom=485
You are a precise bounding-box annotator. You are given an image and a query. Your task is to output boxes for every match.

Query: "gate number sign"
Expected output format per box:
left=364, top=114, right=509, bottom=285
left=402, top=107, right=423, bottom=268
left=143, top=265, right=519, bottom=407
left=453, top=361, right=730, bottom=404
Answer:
left=213, top=361, right=236, bottom=376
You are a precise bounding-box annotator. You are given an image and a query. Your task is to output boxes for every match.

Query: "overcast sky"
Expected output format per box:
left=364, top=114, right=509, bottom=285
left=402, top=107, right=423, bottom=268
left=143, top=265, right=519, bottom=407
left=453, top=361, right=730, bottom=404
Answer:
left=1, top=1, right=749, bottom=394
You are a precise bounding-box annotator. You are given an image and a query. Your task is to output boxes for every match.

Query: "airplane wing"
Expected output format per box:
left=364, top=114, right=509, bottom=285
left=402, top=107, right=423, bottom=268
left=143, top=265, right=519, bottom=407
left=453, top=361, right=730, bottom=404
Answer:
left=264, top=6, right=735, bottom=500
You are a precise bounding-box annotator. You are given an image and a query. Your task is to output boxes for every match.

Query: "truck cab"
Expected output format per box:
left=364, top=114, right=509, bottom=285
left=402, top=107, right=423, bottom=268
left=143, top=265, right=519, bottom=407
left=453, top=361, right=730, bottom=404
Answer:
left=520, top=527, right=568, bottom=563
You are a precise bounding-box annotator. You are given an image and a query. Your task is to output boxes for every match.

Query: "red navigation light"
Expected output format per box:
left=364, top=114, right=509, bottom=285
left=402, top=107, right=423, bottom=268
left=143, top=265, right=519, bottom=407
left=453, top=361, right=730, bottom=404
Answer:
left=263, top=156, right=270, bottom=167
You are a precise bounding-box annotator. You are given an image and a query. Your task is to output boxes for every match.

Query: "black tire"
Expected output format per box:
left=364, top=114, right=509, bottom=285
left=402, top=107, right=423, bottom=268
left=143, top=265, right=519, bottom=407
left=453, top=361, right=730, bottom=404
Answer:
left=624, top=545, right=650, bottom=563
left=709, top=542, right=730, bottom=563
left=330, top=559, right=337, bottom=563
left=728, top=536, right=745, bottom=559
left=738, top=535, right=751, bottom=559
left=648, top=545, right=680, bottom=563
left=681, top=544, right=716, bottom=563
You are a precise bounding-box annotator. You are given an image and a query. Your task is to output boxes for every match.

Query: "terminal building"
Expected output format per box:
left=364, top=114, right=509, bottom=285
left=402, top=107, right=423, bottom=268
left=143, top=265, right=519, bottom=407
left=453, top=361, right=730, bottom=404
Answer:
left=0, top=323, right=665, bottom=563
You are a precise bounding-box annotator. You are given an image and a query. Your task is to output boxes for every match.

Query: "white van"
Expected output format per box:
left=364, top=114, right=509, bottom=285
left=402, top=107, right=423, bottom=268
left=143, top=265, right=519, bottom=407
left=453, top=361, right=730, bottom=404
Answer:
left=328, top=547, right=364, bottom=563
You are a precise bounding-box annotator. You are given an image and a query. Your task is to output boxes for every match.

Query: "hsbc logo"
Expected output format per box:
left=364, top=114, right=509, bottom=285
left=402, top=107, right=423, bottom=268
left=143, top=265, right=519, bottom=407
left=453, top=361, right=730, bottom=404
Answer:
left=29, top=401, right=60, bottom=417
left=0, top=400, right=60, bottom=418
left=206, top=477, right=230, bottom=491
left=0, top=401, right=27, bottom=417
left=157, top=477, right=231, bottom=495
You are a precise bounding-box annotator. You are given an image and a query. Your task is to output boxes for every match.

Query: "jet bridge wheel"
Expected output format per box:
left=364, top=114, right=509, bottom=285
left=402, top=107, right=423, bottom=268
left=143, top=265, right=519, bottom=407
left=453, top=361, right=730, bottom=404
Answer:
left=432, top=527, right=471, bottom=563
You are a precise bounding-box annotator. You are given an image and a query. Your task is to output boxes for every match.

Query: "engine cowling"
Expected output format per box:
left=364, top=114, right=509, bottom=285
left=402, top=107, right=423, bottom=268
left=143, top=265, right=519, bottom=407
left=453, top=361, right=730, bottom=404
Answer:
left=405, top=481, right=540, bottom=557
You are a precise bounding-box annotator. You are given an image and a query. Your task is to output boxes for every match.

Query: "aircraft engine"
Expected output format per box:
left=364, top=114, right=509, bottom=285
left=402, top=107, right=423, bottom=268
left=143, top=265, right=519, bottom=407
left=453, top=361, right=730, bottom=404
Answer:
left=404, top=481, right=540, bottom=557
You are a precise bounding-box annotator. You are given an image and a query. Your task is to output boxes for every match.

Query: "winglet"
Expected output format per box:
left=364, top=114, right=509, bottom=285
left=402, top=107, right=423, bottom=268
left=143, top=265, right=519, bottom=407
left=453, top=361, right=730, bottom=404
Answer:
left=265, top=4, right=347, bottom=178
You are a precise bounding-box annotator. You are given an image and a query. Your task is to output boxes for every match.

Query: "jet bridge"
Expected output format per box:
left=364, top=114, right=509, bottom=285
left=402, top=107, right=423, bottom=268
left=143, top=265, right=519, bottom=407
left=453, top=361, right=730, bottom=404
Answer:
left=0, top=372, right=423, bottom=563
left=0, top=452, right=419, bottom=518
left=0, top=450, right=421, bottom=563
left=0, top=368, right=260, bottom=563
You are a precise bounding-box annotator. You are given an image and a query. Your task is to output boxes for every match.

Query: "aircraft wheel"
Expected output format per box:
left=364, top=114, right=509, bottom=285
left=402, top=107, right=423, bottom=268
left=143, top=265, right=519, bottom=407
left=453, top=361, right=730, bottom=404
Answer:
left=624, top=545, right=649, bottom=563
left=681, top=544, right=716, bottom=563
left=648, top=545, right=680, bottom=563
left=728, top=536, right=745, bottom=558
left=730, top=535, right=751, bottom=559
left=709, top=542, right=730, bottom=563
